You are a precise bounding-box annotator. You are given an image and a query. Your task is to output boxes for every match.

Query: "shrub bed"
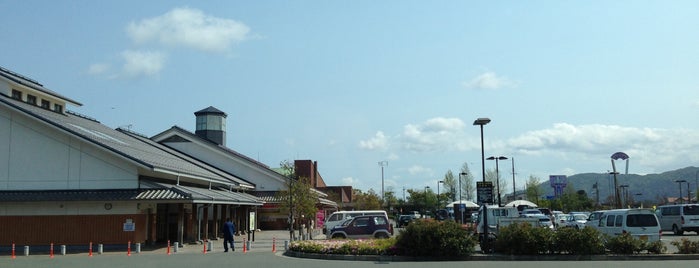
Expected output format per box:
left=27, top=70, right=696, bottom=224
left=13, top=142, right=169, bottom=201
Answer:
left=393, top=219, right=476, bottom=257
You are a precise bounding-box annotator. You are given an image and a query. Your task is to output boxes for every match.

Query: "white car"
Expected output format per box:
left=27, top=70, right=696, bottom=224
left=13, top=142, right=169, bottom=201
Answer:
left=565, top=214, right=588, bottom=229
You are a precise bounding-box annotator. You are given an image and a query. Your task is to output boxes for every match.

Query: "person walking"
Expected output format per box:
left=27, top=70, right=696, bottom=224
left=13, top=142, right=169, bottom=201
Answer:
left=223, top=218, right=236, bottom=252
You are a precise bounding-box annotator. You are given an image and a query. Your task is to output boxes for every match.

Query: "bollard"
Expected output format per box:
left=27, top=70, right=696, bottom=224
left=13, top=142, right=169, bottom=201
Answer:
left=207, top=240, right=212, bottom=252
left=246, top=240, right=251, bottom=250
left=24, top=245, right=29, bottom=256
left=61, top=245, right=66, bottom=255
left=284, top=240, right=289, bottom=251
left=135, top=243, right=141, bottom=254
left=173, top=242, right=179, bottom=253
left=98, top=244, right=104, bottom=255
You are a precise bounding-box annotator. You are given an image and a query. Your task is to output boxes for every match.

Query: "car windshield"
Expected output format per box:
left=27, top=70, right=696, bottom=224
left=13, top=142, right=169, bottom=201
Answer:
left=339, top=218, right=354, bottom=227
left=685, top=205, right=699, bottom=215
left=574, top=214, right=587, bottom=221
left=626, top=214, right=658, bottom=227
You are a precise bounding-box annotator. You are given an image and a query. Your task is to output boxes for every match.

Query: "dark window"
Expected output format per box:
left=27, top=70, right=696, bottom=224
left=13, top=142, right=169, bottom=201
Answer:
left=40, top=100, right=50, bottom=109
left=11, top=89, right=22, bottom=100
left=606, top=215, right=615, bottom=227
left=626, top=214, right=658, bottom=227
left=26, top=95, right=37, bottom=105
left=53, top=104, right=63, bottom=113
left=615, top=215, right=623, bottom=227
left=685, top=205, right=699, bottom=215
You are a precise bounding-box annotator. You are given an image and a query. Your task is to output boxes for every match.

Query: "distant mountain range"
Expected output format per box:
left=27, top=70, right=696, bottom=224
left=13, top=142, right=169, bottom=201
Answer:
left=539, top=166, right=699, bottom=204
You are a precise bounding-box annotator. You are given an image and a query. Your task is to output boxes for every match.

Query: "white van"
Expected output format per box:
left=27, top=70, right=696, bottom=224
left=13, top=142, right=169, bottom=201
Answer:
left=323, top=210, right=388, bottom=235
left=593, top=209, right=661, bottom=242
left=476, top=205, right=521, bottom=234
left=655, top=204, right=699, bottom=235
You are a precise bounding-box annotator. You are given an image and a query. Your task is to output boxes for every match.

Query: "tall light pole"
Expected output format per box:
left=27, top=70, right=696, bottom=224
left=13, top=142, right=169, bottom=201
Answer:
left=437, top=180, right=444, bottom=210
left=676, top=179, right=687, bottom=204
left=511, top=157, right=516, bottom=201
left=609, top=171, right=620, bottom=208
left=619, top=184, right=629, bottom=208
left=459, top=172, right=466, bottom=223
left=473, top=117, right=490, bottom=253
left=486, top=156, right=507, bottom=207
left=378, top=161, right=388, bottom=207
left=424, top=186, right=431, bottom=216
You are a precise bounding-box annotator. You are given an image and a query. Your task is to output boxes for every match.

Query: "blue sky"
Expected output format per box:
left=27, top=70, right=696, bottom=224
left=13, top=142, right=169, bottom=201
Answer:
left=2, top=1, right=699, bottom=197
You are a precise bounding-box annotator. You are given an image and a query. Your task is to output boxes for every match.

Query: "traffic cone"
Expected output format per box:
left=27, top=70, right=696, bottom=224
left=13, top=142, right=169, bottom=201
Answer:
left=203, top=240, right=207, bottom=254
left=89, top=242, right=93, bottom=257
left=50, top=243, right=54, bottom=258
left=167, top=240, right=171, bottom=255
left=127, top=241, right=131, bottom=256
left=11, top=242, right=16, bottom=259
left=242, top=238, right=247, bottom=253
left=272, top=237, right=276, bottom=253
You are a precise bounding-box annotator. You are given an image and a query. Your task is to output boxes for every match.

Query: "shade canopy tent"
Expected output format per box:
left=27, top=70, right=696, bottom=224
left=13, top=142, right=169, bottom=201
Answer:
left=446, top=200, right=479, bottom=208
left=504, top=200, right=538, bottom=208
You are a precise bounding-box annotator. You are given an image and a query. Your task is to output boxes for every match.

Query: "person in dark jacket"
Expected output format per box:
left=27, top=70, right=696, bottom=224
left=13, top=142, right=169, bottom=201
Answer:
left=223, top=218, right=236, bottom=252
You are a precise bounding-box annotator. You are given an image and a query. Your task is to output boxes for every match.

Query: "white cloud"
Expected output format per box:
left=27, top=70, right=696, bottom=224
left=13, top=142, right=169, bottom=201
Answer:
left=463, top=71, right=516, bottom=90
left=408, top=165, right=432, bottom=176
left=87, top=63, right=110, bottom=75
left=120, top=50, right=166, bottom=78
left=341, top=176, right=360, bottom=186
left=127, top=7, right=250, bottom=53
left=401, top=117, right=470, bottom=152
left=505, top=123, right=699, bottom=172
left=359, top=131, right=389, bottom=150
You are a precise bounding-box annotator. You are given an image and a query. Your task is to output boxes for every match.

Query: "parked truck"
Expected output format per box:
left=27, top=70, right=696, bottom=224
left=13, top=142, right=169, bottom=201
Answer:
left=475, top=205, right=541, bottom=253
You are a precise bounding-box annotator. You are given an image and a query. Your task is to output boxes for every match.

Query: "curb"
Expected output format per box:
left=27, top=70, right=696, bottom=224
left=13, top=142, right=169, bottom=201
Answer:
left=283, top=250, right=699, bottom=261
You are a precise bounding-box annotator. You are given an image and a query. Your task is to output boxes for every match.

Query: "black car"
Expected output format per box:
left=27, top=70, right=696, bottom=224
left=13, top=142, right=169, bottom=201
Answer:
left=398, top=214, right=416, bottom=227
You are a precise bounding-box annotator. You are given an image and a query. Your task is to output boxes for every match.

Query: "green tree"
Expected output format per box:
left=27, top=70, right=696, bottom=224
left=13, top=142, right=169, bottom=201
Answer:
left=353, top=188, right=381, bottom=210
left=526, top=175, right=543, bottom=205
left=275, top=160, right=319, bottom=240
left=485, top=168, right=508, bottom=205
left=442, top=170, right=456, bottom=206
left=460, top=163, right=475, bottom=201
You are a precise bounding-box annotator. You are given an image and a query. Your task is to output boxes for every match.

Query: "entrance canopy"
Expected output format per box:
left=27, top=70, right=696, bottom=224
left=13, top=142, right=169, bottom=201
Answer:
left=446, top=200, right=479, bottom=208
left=504, top=200, right=538, bottom=208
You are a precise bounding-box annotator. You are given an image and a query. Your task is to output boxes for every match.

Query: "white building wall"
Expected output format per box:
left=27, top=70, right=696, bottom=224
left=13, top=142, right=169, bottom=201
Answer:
left=163, top=141, right=285, bottom=191
left=0, top=105, right=138, bottom=190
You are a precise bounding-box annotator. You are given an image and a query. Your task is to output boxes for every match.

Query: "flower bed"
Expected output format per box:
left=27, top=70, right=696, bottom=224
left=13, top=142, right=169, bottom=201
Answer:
left=289, top=238, right=397, bottom=255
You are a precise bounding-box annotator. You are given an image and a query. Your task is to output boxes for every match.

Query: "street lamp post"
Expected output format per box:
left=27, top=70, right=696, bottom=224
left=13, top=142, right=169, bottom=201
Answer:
left=437, top=180, right=444, bottom=211
left=424, top=186, right=431, bottom=217
left=378, top=161, right=388, bottom=208
left=486, top=156, right=508, bottom=207
left=511, top=157, right=516, bottom=201
left=459, top=172, right=466, bottom=224
left=676, top=179, right=687, bottom=204
left=619, top=184, right=629, bottom=208
left=473, top=117, right=491, bottom=254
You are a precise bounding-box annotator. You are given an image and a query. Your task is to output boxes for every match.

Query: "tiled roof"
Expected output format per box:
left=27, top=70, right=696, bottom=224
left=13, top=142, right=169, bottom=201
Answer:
left=0, top=96, right=252, bottom=188
left=254, top=191, right=337, bottom=207
left=0, top=66, right=82, bottom=106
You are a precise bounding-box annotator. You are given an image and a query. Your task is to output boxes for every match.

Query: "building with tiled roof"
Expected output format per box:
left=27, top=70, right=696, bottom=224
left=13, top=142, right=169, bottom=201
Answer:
left=0, top=66, right=263, bottom=246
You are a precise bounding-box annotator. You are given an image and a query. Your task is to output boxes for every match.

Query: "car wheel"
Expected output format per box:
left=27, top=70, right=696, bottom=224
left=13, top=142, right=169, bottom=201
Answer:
left=673, top=225, right=683, bottom=236
left=375, top=233, right=388, bottom=239
left=332, top=233, right=346, bottom=239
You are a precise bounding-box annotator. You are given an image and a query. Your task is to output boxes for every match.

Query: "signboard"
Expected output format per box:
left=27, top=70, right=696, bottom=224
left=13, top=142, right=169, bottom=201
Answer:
left=123, top=219, right=135, bottom=232
left=549, top=175, right=568, bottom=198
left=476, top=181, right=494, bottom=205
left=249, top=212, right=256, bottom=231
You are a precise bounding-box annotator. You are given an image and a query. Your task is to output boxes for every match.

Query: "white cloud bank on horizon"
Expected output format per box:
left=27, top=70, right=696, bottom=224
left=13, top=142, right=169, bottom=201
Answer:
left=359, top=118, right=699, bottom=174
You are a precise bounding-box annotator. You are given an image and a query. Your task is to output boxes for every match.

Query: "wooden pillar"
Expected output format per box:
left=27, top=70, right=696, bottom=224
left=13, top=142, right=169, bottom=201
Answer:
left=203, top=205, right=209, bottom=240
left=177, top=203, right=185, bottom=245
left=213, top=204, right=220, bottom=239
left=184, top=204, right=194, bottom=242
left=148, top=208, right=157, bottom=245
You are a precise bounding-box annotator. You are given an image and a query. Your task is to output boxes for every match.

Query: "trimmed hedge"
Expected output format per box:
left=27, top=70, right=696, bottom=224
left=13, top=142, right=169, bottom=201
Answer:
left=493, top=223, right=665, bottom=255
left=393, top=219, right=477, bottom=257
